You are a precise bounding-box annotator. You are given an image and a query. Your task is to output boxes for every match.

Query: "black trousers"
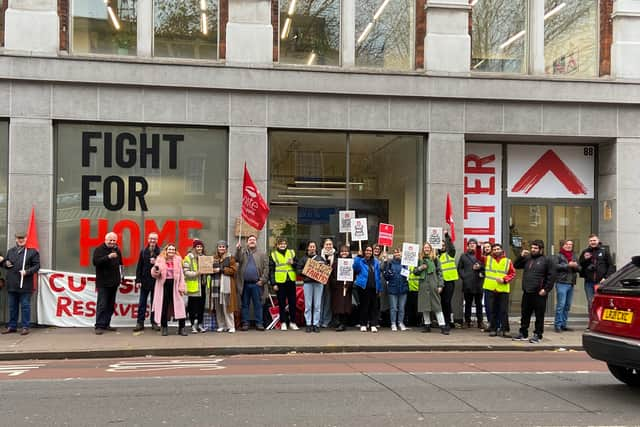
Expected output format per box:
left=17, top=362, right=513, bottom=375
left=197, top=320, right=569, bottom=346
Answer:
left=464, top=292, right=483, bottom=323
left=276, top=280, right=297, bottom=325
left=488, top=291, right=509, bottom=332
left=405, top=290, right=419, bottom=326
left=358, top=286, right=379, bottom=327
left=95, top=286, right=118, bottom=329
left=161, top=279, right=185, bottom=329
left=519, top=292, right=548, bottom=338
left=441, top=280, right=455, bottom=325
left=187, top=281, right=207, bottom=325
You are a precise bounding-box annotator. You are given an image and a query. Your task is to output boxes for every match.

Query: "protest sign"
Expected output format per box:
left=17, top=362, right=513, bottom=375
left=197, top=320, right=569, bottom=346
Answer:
left=302, top=258, right=332, bottom=285
left=351, top=218, right=368, bottom=241
left=378, top=223, right=394, bottom=247
left=401, top=243, right=420, bottom=267
left=339, top=210, right=356, bottom=233
left=198, top=255, right=215, bottom=274
left=427, top=227, right=443, bottom=249
left=337, top=258, right=354, bottom=282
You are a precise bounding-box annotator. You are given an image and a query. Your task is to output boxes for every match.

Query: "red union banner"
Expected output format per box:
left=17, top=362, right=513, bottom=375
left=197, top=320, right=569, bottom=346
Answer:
left=241, top=164, right=270, bottom=230
left=378, top=223, right=394, bottom=247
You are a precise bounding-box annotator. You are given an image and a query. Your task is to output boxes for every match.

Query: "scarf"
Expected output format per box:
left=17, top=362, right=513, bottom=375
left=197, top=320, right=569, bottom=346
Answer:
left=560, top=247, right=573, bottom=262
left=425, top=257, right=435, bottom=274
left=321, top=248, right=335, bottom=266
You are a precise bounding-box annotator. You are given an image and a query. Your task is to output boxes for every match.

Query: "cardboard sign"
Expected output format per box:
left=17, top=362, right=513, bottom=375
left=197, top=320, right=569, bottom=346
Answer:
left=351, top=218, right=368, bottom=241
left=302, top=258, right=332, bottom=285
left=198, top=255, right=215, bottom=274
left=401, top=243, right=420, bottom=267
left=337, top=258, right=354, bottom=282
left=234, top=216, right=260, bottom=237
left=378, top=223, right=394, bottom=247
left=427, top=227, right=443, bottom=249
left=339, top=210, right=356, bottom=233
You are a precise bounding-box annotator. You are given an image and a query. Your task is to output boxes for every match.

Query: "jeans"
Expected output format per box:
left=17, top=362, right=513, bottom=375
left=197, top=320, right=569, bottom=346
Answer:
left=303, top=282, right=323, bottom=326
left=320, top=285, right=332, bottom=327
left=95, top=286, right=118, bottom=329
left=241, top=283, right=263, bottom=326
left=388, top=293, right=407, bottom=326
left=584, top=280, right=596, bottom=312
left=554, top=282, right=574, bottom=328
left=136, top=285, right=155, bottom=325
left=8, top=291, right=31, bottom=329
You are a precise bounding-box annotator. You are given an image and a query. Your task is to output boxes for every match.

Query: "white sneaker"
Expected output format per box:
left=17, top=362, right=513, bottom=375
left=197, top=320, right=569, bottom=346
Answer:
left=216, top=327, right=225, bottom=332
left=360, top=326, right=367, bottom=332
left=197, top=325, right=206, bottom=333
left=399, top=323, right=409, bottom=331
left=191, top=325, right=198, bottom=334
left=371, top=326, right=378, bottom=333
left=228, top=328, right=236, bottom=333
left=391, top=324, right=398, bottom=332
left=290, top=323, right=299, bottom=330
left=280, top=323, right=288, bottom=331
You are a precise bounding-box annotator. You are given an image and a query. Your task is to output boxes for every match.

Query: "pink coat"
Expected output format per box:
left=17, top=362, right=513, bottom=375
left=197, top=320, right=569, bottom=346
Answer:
left=151, top=255, right=187, bottom=324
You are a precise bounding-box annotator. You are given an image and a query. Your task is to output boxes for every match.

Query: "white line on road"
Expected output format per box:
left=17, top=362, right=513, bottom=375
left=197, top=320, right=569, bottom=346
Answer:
left=0, top=364, right=46, bottom=376
left=106, top=359, right=225, bottom=373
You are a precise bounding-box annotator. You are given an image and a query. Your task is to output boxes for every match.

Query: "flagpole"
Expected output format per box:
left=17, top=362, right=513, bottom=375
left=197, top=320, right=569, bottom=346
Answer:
left=238, top=216, right=243, bottom=246
left=19, top=248, right=27, bottom=289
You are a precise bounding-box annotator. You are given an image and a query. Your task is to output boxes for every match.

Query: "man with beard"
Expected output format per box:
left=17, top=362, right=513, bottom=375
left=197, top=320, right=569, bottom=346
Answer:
left=578, top=234, right=614, bottom=311
left=457, top=238, right=484, bottom=329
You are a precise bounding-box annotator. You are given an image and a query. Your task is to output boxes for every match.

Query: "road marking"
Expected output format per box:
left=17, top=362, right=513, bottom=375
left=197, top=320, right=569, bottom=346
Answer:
left=409, top=371, right=599, bottom=375
left=0, top=364, right=46, bottom=376
left=106, top=359, right=225, bottom=373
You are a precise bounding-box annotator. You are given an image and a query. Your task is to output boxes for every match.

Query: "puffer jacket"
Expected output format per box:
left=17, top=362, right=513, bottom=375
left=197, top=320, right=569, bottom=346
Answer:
left=383, top=258, right=409, bottom=295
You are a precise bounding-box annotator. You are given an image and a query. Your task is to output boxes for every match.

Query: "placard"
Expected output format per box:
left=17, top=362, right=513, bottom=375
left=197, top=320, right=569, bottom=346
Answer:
left=378, top=223, right=394, bottom=247
left=337, top=258, right=354, bottom=282
left=401, top=243, right=420, bottom=267
left=198, top=255, right=215, bottom=274
left=302, top=258, right=332, bottom=285
left=427, top=227, right=443, bottom=249
left=339, top=210, right=356, bottom=233
left=351, top=218, right=368, bottom=241
left=234, top=216, right=260, bottom=237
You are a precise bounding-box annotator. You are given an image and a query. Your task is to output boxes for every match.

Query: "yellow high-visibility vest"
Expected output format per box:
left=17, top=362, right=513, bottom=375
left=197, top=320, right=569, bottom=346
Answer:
left=271, top=249, right=296, bottom=283
left=408, top=266, right=421, bottom=291
left=483, top=256, right=512, bottom=293
left=439, top=253, right=459, bottom=281
left=184, top=254, right=200, bottom=294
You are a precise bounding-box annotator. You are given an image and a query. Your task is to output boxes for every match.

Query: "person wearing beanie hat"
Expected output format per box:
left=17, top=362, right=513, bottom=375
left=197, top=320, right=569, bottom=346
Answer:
left=457, top=238, right=484, bottom=329
left=183, top=239, right=209, bottom=333
left=212, top=240, right=238, bottom=333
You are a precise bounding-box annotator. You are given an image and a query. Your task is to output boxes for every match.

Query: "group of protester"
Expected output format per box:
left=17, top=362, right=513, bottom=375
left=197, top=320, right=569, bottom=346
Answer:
left=0, top=228, right=615, bottom=341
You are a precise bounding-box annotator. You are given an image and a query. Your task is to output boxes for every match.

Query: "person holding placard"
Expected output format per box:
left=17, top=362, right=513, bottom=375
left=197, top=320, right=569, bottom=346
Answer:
left=319, top=238, right=336, bottom=328
left=330, top=245, right=354, bottom=332
left=298, top=241, right=325, bottom=333
left=437, top=232, right=458, bottom=329
left=353, top=246, right=383, bottom=333
left=383, top=248, right=409, bottom=331
left=183, top=240, right=209, bottom=333
left=212, top=240, right=238, bottom=333
left=416, top=242, right=449, bottom=335
left=269, top=237, right=299, bottom=331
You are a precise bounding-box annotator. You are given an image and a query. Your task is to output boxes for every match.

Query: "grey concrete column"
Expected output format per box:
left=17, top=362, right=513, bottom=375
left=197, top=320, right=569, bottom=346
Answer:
left=612, top=0, right=640, bottom=79
left=7, top=118, right=54, bottom=268
left=137, top=0, right=153, bottom=57
left=424, top=0, right=470, bottom=73
left=226, top=0, right=273, bottom=64
left=4, top=0, right=59, bottom=54
left=529, top=0, right=545, bottom=74
left=341, top=0, right=355, bottom=67
left=228, top=126, right=269, bottom=251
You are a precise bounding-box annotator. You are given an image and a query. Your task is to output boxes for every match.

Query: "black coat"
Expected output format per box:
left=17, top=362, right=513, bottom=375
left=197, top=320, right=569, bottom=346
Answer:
left=93, top=244, right=123, bottom=288
left=578, top=244, right=615, bottom=283
left=513, top=253, right=553, bottom=294
left=457, top=251, right=483, bottom=294
left=0, top=246, right=40, bottom=293
left=135, top=246, right=161, bottom=291
left=552, top=252, right=579, bottom=285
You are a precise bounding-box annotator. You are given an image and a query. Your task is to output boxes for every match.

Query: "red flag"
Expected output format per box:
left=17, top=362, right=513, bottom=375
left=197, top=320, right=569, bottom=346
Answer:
left=241, top=164, right=270, bottom=230
left=25, top=207, right=40, bottom=251
left=445, top=193, right=456, bottom=243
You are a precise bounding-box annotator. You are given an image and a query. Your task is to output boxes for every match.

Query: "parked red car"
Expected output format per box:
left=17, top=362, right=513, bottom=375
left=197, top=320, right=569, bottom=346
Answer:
left=583, top=256, right=640, bottom=387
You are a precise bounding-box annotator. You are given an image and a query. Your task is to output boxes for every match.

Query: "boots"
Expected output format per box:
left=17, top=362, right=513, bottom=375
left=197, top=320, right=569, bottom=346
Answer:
left=133, top=323, right=144, bottom=332
left=422, top=325, right=431, bottom=333
left=440, top=326, right=450, bottom=335
left=178, top=326, right=188, bottom=336
left=161, top=327, right=168, bottom=336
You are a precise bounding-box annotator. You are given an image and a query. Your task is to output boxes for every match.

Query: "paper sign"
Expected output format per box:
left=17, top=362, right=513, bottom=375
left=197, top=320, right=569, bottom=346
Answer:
left=401, top=267, right=410, bottom=278
left=378, top=223, right=394, bottom=247
left=427, top=227, right=443, bottom=249
left=339, top=210, right=356, bottom=233
left=401, top=243, right=420, bottom=267
left=302, top=258, right=332, bottom=285
left=198, top=255, right=215, bottom=274
left=351, top=218, right=368, bottom=241
left=337, top=258, right=354, bottom=282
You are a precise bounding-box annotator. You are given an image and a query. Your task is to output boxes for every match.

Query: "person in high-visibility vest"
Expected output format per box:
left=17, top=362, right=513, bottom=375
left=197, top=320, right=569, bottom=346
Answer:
left=405, top=265, right=422, bottom=327
left=183, top=239, right=209, bottom=333
left=269, top=237, right=299, bottom=331
left=482, top=243, right=516, bottom=337
left=438, top=232, right=458, bottom=329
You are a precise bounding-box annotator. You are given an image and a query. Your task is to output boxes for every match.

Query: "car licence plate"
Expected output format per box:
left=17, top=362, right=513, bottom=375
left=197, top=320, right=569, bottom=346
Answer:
left=602, top=309, right=634, bottom=324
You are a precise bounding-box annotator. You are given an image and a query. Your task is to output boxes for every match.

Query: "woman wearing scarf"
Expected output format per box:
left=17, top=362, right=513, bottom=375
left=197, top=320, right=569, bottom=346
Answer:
left=330, top=244, right=353, bottom=331
left=416, top=242, right=449, bottom=335
left=151, top=244, right=187, bottom=336
left=212, top=240, right=239, bottom=333
left=552, top=239, right=580, bottom=333
left=353, top=245, right=382, bottom=333
left=319, top=238, right=336, bottom=328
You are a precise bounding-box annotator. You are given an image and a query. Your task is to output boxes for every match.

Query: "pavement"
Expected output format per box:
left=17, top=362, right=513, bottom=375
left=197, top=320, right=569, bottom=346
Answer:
left=0, top=318, right=586, bottom=361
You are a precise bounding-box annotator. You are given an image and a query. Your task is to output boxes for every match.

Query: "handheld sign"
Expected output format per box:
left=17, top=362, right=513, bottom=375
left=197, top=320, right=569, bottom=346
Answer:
left=302, top=258, right=332, bottom=285
left=378, top=223, right=394, bottom=247
left=337, top=258, right=354, bottom=282
left=427, top=227, right=444, bottom=250
left=339, top=210, right=356, bottom=233
left=197, top=255, right=215, bottom=274
left=401, top=243, right=420, bottom=267
left=351, top=218, right=368, bottom=241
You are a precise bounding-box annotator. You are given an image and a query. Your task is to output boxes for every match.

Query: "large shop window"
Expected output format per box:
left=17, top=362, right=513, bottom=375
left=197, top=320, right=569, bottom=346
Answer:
left=471, top=0, right=528, bottom=73
left=269, top=131, right=423, bottom=253
left=154, top=0, right=219, bottom=59
left=355, top=0, right=415, bottom=70
left=0, top=121, right=7, bottom=254
left=279, top=0, right=341, bottom=66
left=54, top=124, right=228, bottom=273
left=72, top=0, right=138, bottom=55
left=544, top=0, right=598, bottom=77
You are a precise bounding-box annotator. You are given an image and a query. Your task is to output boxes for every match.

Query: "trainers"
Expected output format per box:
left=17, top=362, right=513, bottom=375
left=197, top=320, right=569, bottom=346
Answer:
left=512, top=333, right=527, bottom=341
left=256, top=324, right=265, bottom=331
left=391, top=324, right=398, bottom=332
left=191, top=325, right=198, bottom=334
left=529, top=334, right=541, bottom=343
left=240, top=324, right=249, bottom=332
left=217, top=327, right=225, bottom=332
left=280, top=323, right=287, bottom=331
left=228, top=328, right=236, bottom=333
left=399, top=323, right=409, bottom=331
left=198, top=325, right=207, bottom=333
left=371, top=326, right=378, bottom=333
left=554, top=326, right=562, bottom=333
left=290, top=323, right=299, bottom=330
left=133, top=323, right=144, bottom=332
left=360, top=326, right=367, bottom=332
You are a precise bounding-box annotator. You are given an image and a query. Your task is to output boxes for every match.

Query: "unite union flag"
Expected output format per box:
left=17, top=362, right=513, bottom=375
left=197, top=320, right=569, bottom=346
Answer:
left=241, top=163, right=270, bottom=230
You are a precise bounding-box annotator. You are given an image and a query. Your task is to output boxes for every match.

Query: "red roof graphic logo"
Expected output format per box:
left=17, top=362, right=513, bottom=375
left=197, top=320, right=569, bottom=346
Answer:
left=511, top=149, right=587, bottom=195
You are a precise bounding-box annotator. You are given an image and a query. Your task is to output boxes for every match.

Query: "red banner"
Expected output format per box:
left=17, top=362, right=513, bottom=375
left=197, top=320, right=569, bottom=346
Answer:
left=241, top=164, right=270, bottom=230
left=445, top=193, right=456, bottom=242
left=378, top=223, right=394, bottom=247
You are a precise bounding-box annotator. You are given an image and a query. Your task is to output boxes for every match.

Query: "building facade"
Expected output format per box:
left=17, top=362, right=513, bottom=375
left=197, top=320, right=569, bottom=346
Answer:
left=1, top=0, right=639, bottom=320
